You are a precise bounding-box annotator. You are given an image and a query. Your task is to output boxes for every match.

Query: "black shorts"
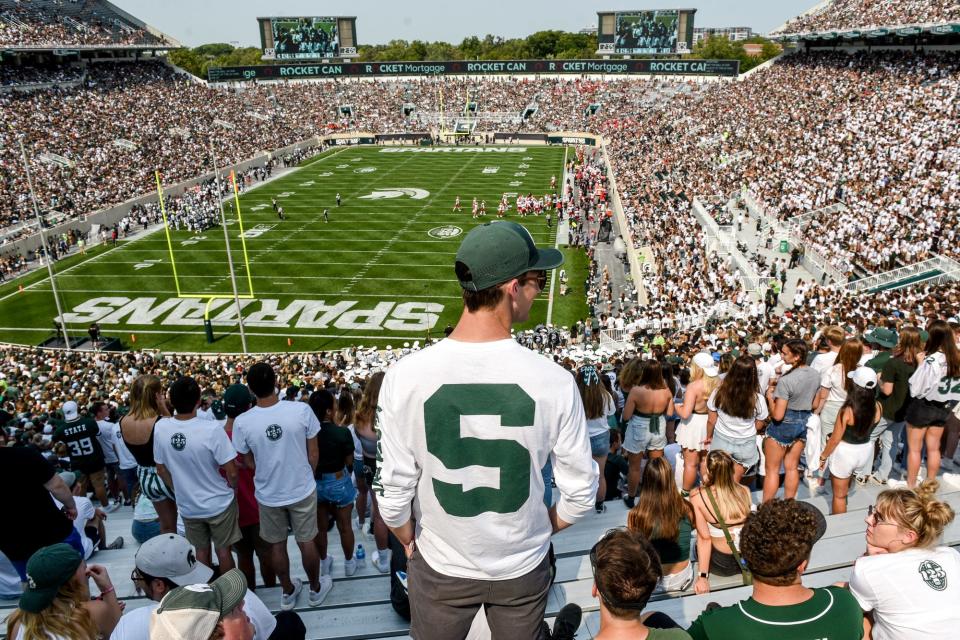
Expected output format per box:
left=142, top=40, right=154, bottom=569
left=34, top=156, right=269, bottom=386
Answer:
left=906, top=398, right=953, bottom=428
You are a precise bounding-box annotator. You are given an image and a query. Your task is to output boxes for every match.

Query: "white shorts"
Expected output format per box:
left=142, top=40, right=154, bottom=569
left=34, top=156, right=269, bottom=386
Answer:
left=655, top=562, right=693, bottom=593
left=828, top=441, right=874, bottom=479
left=676, top=413, right=708, bottom=451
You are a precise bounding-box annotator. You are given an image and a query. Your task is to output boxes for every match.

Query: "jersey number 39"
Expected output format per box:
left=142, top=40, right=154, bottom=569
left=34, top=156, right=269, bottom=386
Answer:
left=425, top=384, right=534, bottom=517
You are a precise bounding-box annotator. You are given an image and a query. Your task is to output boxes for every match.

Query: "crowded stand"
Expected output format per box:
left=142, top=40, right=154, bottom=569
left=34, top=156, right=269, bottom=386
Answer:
left=774, top=0, right=960, bottom=34
left=0, top=0, right=172, bottom=48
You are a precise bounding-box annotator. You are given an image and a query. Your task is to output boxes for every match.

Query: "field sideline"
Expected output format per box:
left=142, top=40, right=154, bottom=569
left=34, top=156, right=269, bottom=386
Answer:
left=0, top=145, right=589, bottom=352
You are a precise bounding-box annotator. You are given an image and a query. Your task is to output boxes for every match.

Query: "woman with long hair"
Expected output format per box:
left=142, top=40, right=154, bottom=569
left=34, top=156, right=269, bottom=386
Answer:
left=820, top=368, right=882, bottom=514
left=674, top=353, right=719, bottom=493
left=309, top=389, right=357, bottom=576
left=6, top=544, right=121, bottom=640
left=850, top=481, right=958, bottom=637
left=338, top=389, right=366, bottom=531
left=705, top=356, right=767, bottom=484
left=577, top=364, right=615, bottom=513
left=871, top=326, right=922, bottom=484
left=901, top=319, right=960, bottom=488
left=690, top=450, right=753, bottom=594
left=118, top=375, right=177, bottom=533
left=619, top=359, right=674, bottom=508
left=627, top=457, right=696, bottom=592
left=354, top=371, right=391, bottom=573
left=763, top=339, right=820, bottom=502
left=814, top=338, right=864, bottom=456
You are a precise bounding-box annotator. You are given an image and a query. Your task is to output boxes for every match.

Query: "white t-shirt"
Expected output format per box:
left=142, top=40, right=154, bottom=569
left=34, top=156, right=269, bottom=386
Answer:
left=810, top=351, right=838, bottom=376
left=755, top=360, right=775, bottom=393
left=586, top=393, right=616, bottom=437
left=109, top=421, right=139, bottom=470
left=909, top=352, right=960, bottom=403
left=97, top=419, right=119, bottom=465
left=820, top=363, right=848, bottom=403
left=110, top=589, right=276, bottom=640
left=707, top=389, right=769, bottom=439
left=153, top=416, right=236, bottom=519
left=375, top=338, right=599, bottom=581
left=850, top=546, right=960, bottom=639
left=232, top=400, right=321, bottom=508
left=52, top=495, right=96, bottom=559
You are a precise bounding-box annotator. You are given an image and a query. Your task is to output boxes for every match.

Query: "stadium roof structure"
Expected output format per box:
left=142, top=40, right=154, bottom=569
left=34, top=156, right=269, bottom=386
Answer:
left=0, top=0, right=182, bottom=51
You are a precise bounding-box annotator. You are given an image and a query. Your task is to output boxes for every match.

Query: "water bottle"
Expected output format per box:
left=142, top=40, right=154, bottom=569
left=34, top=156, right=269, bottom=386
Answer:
left=356, top=544, right=366, bottom=568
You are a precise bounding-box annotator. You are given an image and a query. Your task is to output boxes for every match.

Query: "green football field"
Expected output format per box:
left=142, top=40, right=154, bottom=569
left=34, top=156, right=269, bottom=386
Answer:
left=0, top=145, right=589, bottom=353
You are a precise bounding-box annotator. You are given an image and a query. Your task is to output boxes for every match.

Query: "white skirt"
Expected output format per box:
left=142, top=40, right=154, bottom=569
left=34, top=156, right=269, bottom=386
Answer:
left=676, top=412, right=709, bottom=451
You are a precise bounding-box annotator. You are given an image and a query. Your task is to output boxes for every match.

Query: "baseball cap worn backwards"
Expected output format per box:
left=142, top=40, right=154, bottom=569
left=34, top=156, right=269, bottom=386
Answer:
left=223, top=384, right=254, bottom=413
left=151, top=568, right=247, bottom=640
left=455, top=221, right=563, bottom=292
left=20, top=543, right=83, bottom=613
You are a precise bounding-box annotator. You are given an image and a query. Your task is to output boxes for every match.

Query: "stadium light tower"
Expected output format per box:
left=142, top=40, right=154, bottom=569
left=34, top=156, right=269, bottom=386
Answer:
left=208, top=121, right=249, bottom=354
left=15, top=135, right=72, bottom=350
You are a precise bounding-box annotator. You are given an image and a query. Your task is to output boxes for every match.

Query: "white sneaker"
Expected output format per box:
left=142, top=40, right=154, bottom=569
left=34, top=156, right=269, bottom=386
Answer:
left=373, top=550, right=391, bottom=574
left=886, top=479, right=908, bottom=489
left=308, top=575, right=333, bottom=607
left=344, top=558, right=358, bottom=576
left=280, top=578, right=303, bottom=611
left=103, top=501, right=120, bottom=514
left=321, top=556, right=333, bottom=576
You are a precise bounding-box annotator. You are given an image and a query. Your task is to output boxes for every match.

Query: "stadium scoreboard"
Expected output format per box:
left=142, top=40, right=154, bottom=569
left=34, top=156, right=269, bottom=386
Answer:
left=258, top=16, right=358, bottom=60
left=596, top=9, right=696, bottom=56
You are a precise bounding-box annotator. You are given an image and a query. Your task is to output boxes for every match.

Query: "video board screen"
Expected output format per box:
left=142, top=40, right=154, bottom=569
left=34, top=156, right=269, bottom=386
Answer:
left=268, top=17, right=339, bottom=59
left=614, top=10, right=680, bottom=54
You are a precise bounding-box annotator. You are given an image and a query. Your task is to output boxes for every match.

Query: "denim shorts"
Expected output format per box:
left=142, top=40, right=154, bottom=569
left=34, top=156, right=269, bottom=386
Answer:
left=316, top=471, right=358, bottom=508
left=711, top=431, right=759, bottom=470
left=766, top=409, right=810, bottom=446
left=624, top=415, right=667, bottom=454
left=590, top=430, right=611, bottom=457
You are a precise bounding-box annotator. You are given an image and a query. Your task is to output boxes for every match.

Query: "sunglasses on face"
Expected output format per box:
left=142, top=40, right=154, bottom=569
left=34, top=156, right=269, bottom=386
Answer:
left=518, top=271, right=547, bottom=293
left=867, top=505, right=899, bottom=527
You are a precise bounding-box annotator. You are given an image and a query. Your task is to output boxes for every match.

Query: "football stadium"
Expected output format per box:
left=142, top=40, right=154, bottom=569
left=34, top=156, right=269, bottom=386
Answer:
left=1, top=1, right=960, bottom=639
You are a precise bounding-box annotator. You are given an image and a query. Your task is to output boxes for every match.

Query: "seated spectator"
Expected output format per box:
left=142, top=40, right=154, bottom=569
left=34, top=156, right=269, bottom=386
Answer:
left=849, top=480, right=960, bottom=637
left=604, top=430, right=629, bottom=502
left=6, top=543, right=121, bottom=640
left=627, top=458, right=695, bottom=593
left=690, top=451, right=754, bottom=593
left=130, top=492, right=161, bottom=545
left=586, top=528, right=691, bottom=639
left=112, top=533, right=288, bottom=640
left=57, top=471, right=124, bottom=558
left=687, top=499, right=864, bottom=639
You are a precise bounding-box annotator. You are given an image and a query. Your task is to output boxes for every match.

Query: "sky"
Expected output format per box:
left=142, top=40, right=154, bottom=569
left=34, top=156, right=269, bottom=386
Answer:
left=111, top=1, right=816, bottom=48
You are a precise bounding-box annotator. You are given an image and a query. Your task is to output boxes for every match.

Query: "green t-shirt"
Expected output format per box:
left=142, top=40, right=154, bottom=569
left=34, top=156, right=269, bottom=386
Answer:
left=880, top=356, right=916, bottom=421
left=865, top=351, right=891, bottom=374
left=686, top=586, right=863, bottom=640
left=53, top=415, right=104, bottom=473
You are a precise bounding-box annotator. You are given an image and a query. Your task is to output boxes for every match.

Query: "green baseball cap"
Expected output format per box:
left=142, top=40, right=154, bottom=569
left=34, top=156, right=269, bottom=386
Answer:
left=455, top=221, right=563, bottom=292
left=20, top=544, right=83, bottom=613
left=223, top=384, right=254, bottom=413
left=151, top=568, right=247, bottom=640
left=864, top=327, right=898, bottom=349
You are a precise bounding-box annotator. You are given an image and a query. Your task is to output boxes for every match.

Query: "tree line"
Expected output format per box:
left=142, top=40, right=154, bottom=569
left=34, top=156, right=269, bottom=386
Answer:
left=168, top=31, right=780, bottom=79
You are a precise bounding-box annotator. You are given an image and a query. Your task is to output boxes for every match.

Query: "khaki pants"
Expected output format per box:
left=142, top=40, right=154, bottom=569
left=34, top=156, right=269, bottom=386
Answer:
left=408, top=552, right=551, bottom=640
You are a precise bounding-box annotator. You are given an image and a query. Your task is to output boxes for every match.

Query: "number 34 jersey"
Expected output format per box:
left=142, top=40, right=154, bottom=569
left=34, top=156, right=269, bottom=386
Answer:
left=54, top=415, right=105, bottom=473
left=374, top=338, right=599, bottom=580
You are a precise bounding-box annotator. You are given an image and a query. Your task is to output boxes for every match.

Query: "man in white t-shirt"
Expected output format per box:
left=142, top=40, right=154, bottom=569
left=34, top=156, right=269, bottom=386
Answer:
left=92, top=402, right=121, bottom=506
left=375, top=221, right=598, bottom=639
left=811, top=326, right=845, bottom=374
left=748, top=343, right=775, bottom=391
left=109, top=533, right=290, bottom=640
left=233, top=362, right=331, bottom=611
left=154, top=376, right=240, bottom=574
